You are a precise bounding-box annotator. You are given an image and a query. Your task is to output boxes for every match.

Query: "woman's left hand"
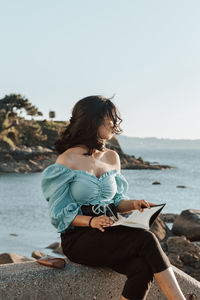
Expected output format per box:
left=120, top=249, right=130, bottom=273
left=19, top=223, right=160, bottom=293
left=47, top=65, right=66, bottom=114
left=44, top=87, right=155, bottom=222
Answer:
left=131, top=200, right=157, bottom=212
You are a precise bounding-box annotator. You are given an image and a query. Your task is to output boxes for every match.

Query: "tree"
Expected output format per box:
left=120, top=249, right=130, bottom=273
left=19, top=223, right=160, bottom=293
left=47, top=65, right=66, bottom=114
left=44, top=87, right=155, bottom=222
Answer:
left=0, top=94, right=42, bottom=129
left=0, top=94, right=44, bottom=149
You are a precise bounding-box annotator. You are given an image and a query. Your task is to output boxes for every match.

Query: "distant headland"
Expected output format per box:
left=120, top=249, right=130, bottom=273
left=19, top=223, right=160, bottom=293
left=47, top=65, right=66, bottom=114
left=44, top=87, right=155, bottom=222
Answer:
left=117, top=135, right=200, bottom=151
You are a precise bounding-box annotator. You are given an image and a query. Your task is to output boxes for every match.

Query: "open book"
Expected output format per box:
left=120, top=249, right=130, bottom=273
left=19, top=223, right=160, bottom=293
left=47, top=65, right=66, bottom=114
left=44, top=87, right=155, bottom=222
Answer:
left=110, top=203, right=166, bottom=230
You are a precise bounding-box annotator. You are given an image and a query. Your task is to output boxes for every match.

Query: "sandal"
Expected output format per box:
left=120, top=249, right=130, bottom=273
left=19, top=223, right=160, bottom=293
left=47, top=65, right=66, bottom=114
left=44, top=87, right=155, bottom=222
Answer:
left=36, top=255, right=66, bottom=269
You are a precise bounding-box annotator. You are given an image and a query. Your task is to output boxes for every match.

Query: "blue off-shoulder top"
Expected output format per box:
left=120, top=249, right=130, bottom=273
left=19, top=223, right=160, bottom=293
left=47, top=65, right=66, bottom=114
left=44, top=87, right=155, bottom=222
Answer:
left=41, top=163, right=130, bottom=233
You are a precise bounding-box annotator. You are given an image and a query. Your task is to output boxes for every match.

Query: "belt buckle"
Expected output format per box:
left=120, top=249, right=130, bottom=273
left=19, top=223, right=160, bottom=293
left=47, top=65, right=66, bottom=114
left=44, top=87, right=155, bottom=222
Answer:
left=92, top=205, right=96, bottom=214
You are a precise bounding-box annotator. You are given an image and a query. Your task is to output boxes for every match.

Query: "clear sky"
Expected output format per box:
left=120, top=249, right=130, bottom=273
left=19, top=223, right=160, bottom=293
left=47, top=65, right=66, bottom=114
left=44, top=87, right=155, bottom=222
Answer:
left=1, top=0, right=200, bottom=139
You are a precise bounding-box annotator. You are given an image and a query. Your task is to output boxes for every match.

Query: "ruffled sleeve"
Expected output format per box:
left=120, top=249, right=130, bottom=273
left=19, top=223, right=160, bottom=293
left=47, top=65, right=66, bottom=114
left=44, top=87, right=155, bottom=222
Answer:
left=41, top=164, right=81, bottom=233
left=112, top=173, right=130, bottom=207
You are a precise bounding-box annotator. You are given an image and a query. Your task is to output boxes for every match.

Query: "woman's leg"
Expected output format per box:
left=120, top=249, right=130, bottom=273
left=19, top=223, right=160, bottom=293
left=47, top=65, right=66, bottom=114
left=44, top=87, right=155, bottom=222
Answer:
left=121, top=228, right=186, bottom=300
left=121, top=266, right=186, bottom=300
left=154, top=266, right=186, bottom=300
left=109, top=256, right=154, bottom=300
left=117, top=228, right=186, bottom=300
left=60, top=226, right=185, bottom=300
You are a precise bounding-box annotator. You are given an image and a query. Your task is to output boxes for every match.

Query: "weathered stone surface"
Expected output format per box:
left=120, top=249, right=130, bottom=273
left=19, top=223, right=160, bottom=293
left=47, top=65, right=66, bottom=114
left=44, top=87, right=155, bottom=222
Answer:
left=0, top=259, right=199, bottom=300
left=53, top=244, right=64, bottom=255
left=172, top=210, right=200, bottom=241
left=166, top=236, right=200, bottom=281
left=160, top=213, right=178, bottom=223
left=0, top=150, right=57, bottom=173
left=150, top=216, right=173, bottom=241
left=180, top=253, right=200, bottom=269
left=46, top=242, right=61, bottom=250
left=0, top=253, right=36, bottom=265
left=167, top=236, right=200, bottom=254
left=193, top=241, right=200, bottom=250
left=168, top=253, right=184, bottom=268
left=32, top=250, right=46, bottom=259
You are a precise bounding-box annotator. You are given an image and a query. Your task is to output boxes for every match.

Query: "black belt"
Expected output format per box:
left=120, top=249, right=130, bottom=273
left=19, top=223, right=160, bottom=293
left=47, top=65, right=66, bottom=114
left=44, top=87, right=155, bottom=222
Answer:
left=81, top=203, right=118, bottom=220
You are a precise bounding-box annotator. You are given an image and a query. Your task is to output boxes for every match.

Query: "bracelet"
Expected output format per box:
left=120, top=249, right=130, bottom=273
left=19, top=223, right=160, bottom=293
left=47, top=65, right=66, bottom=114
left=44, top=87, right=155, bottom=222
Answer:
left=89, top=216, right=95, bottom=227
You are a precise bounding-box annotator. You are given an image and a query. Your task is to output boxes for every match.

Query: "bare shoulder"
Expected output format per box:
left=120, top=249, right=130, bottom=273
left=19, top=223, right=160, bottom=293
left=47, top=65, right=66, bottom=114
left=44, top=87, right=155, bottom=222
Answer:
left=105, top=148, right=120, bottom=161
left=104, top=148, right=121, bottom=172
left=55, top=149, right=76, bottom=168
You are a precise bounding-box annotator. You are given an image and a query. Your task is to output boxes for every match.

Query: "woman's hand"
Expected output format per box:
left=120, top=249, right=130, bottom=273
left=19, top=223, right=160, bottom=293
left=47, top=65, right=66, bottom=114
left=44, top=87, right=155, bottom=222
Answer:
left=90, top=215, right=114, bottom=232
left=131, top=200, right=157, bottom=212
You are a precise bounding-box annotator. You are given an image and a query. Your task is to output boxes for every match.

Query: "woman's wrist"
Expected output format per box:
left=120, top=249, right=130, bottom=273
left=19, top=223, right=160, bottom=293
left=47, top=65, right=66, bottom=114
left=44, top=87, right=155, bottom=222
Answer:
left=71, top=215, right=96, bottom=227
left=130, top=200, right=136, bottom=210
left=89, top=216, right=95, bottom=227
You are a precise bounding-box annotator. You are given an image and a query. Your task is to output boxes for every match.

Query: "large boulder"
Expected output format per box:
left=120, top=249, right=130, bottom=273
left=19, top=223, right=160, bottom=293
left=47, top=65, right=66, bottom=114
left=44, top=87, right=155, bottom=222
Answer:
left=160, top=213, right=178, bottom=223
left=150, top=216, right=173, bottom=241
left=172, top=210, right=200, bottom=241
left=166, top=236, right=200, bottom=281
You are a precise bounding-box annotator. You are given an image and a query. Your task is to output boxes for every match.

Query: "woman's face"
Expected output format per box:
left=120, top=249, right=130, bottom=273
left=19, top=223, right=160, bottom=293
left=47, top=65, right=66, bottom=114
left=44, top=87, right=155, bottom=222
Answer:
left=97, top=115, right=115, bottom=140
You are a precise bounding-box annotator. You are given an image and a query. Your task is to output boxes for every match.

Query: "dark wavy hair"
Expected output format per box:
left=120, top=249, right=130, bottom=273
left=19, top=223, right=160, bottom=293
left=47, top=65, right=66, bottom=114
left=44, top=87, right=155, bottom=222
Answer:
left=54, top=95, right=123, bottom=155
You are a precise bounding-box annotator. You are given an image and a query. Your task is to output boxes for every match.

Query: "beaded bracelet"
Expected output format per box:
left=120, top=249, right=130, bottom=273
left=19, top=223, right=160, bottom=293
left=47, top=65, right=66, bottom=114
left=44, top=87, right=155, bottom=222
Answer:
left=89, top=216, right=95, bottom=227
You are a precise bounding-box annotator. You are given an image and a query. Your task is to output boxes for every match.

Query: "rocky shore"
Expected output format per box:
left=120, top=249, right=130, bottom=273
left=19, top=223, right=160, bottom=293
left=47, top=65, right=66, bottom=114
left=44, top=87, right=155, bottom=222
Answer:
left=0, top=137, right=173, bottom=173
left=0, top=209, right=200, bottom=282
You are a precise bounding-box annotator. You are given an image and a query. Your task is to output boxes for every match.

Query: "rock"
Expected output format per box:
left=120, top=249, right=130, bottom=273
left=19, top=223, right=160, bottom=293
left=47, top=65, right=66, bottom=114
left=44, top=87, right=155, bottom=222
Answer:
left=35, top=146, right=45, bottom=151
left=187, top=294, right=198, bottom=300
left=160, top=213, right=178, bottom=223
left=167, top=236, right=200, bottom=255
left=150, top=216, right=173, bottom=241
left=32, top=250, right=46, bottom=259
left=0, top=253, right=36, bottom=265
left=0, top=164, right=15, bottom=173
left=172, top=210, right=200, bottom=241
left=168, top=253, right=184, bottom=268
left=137, top=157, right=144, bottom=162
left=180, top=253, right=200, bottom=269
left=28, top=159, right=38, bottom=166
left=45, top=242, right=60, bottom=250
left=192, top=241, right=200, bottom=250
left=166, top=236, right=200, bottom=281
left=45, top=242, right=64, bottom=255
left=0, top=149, right=57, bottom=173
left=176, top=185, right=187, bottom=188
left=53, top=244, right=64, bottom=255
left=152, top=181, right=161, bottom=185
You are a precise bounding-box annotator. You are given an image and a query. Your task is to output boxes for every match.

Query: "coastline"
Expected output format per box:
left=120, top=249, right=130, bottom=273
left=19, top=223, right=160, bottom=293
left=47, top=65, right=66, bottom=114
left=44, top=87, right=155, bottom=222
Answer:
left=0, top=137, right=173, bottom=174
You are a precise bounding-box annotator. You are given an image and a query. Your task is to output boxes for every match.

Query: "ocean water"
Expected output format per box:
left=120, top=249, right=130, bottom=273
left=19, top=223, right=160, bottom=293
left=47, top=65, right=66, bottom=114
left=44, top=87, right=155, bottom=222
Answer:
left=123, top=148, right=200, bottom=214
left=0, top=149, right=199, bottom=258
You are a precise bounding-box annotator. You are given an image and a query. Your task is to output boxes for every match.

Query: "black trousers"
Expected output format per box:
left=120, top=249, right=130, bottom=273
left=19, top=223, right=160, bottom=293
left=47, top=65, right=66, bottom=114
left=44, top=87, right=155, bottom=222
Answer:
left=60, top=225, right=171, bottom=300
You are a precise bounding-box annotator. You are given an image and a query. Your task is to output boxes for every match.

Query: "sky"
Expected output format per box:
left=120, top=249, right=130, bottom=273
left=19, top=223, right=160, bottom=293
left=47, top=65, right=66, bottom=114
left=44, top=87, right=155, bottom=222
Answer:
left=0, top=0, right=200, bottom=139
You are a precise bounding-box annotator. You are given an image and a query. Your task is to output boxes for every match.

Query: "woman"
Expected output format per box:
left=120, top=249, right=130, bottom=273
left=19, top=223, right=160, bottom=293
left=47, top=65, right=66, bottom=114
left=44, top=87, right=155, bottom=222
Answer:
left=41, top=95, right=186, bottom=300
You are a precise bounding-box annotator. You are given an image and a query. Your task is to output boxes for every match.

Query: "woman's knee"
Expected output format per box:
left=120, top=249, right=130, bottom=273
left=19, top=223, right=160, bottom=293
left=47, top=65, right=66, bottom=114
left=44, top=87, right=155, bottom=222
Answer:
left=141, top=230, right=160, bottom=247
left=128, top=256, right=153, bottom=279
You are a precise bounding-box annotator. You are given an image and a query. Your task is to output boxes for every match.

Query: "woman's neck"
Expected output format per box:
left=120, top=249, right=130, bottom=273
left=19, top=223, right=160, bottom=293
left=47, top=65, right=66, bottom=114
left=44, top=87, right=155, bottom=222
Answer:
left=72, top=144, right=106, bottom=158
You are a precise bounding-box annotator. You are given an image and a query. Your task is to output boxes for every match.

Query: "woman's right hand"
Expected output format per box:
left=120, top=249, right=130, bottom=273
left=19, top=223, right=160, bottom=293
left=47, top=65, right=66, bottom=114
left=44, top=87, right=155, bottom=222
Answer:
left=90, top=215, right=115, bottom=232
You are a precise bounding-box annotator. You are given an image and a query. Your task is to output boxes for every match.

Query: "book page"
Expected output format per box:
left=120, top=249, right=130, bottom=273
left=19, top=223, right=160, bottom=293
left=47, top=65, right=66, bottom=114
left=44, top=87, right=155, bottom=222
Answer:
left=115, top=222, right=149, bottom=230
left=111, top=204, right=165, bottom=229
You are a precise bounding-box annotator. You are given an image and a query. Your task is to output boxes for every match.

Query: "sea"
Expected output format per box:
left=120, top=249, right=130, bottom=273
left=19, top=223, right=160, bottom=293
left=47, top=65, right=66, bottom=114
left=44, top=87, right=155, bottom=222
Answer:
left=0, top=148, right=199, bottom=258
